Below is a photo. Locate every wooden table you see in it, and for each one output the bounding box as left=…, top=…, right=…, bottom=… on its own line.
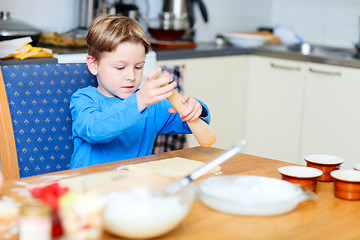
left=2, top=147, right=360, bottom=240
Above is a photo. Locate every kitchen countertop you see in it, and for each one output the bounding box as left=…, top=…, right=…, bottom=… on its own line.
left=2, top=42, right=360, bottom=68
left=38, top=42, right=252, bottom=60
left=153, top=43, right=360, bottom=69
left=153, top=42, right=252, bottom=60
left=254, top=44, right=360, bottom=68
left=43, top=42, right=253, bottom=60
left=1, top=57, right=58, bottom=65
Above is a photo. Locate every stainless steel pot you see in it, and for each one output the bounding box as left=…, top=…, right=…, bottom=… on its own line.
left=148, top=0, right=208, bottom=41
left=0, top=11, right=42, bottom=42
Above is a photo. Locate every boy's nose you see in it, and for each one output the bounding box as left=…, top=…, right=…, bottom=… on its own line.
left=126, top=70, right=135, bottom=81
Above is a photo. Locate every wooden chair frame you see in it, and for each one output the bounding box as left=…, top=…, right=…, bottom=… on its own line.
left=0, top=68, right=20, bottom=180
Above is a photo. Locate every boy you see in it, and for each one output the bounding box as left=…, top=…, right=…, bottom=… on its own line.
left=69, top=14, right=211, bottom=168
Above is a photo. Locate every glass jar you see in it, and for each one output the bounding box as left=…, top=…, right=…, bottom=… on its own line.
left=19, top=201, right=51, bottom=240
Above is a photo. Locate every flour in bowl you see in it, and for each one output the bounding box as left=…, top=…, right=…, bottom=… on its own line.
left=104, top=189, right=189, bottom=239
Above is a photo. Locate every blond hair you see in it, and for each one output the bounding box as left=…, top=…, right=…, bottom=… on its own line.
left=86, top=14, right=151, bottom=61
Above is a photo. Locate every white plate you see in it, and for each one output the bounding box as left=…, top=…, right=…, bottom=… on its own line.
left=223, top=32, right=267, bottom=48
left=197, top=175, right=314, bottom=216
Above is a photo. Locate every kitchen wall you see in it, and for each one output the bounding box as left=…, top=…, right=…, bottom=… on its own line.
left=1, top=0, right=359, bottom=48
left=187, top=0, right=272, bottom=42
left=0, top=0, right=79, bottom=33
left=272, top=0, right=360, bottom=48
left=0, top=0, right=272, bottom=41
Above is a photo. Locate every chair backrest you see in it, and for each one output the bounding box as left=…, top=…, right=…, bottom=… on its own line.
left=152, top=65, right=188, bottom=154
left=0, top=63, right=97, bottom=180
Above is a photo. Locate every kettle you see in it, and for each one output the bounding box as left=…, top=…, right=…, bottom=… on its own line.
left=158, top=0, right=208, bottom=41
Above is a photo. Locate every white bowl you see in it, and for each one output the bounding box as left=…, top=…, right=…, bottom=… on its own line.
left=197, top=175, right=315, bottom=216
left=223, top=32, right=267, bottom=48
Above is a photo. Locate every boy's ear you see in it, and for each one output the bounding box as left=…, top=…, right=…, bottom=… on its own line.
left=87, top=55, right=98, bottom=75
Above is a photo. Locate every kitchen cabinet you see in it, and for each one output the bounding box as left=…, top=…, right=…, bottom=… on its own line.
left=244, top=56, right=360, bottom=168
left=300, top=63, right=360, bottom=169
left=157, top=56, right=246, bottom=149
left=243, top=56, right=306, bottom=163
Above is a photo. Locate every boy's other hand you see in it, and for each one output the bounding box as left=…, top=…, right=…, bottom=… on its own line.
left=168, top=95, right=203, bottom=122
left=137, top=68, right=177, bottom=112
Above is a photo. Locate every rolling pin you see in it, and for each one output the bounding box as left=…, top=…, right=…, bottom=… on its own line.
left=157, top=74, right=217, bottom=147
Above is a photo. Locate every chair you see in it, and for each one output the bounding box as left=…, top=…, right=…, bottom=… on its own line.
left=0, top=63, right=97, bottom=180
left=152, top=65, right=188, bottom=154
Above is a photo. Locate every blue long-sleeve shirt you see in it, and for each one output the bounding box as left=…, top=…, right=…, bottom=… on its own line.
left=69, top=86, right=211, bottom=169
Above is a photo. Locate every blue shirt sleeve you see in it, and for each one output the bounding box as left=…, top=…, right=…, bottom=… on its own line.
left=70, top=88, right=146, bottom=143
left=157, top=98, right=211, bottom=135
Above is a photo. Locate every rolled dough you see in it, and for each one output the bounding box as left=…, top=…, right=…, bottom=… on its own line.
left=126, top=157, right=221, bottom=178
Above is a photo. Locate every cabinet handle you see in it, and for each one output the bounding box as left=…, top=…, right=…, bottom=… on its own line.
left=308, top=68, right=341, bottom=76
left=270, top=63, right=301, bottom=71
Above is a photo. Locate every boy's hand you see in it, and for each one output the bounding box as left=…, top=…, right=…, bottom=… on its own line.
left=137, top=68, right=177, bottom=112
left=168, top=95, right=203, bottom=122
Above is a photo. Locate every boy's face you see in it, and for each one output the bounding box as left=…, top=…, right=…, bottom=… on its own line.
left=87, top=42, right=146, bottom=99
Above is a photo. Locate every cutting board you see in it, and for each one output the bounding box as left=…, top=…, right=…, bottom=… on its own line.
left=239, top=31, right=281, bottom=45
left=151, top=40, right=197, bottom=49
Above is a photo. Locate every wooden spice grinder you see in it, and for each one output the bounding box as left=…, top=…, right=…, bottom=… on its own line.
left=156, top=73, right=217, bottom=147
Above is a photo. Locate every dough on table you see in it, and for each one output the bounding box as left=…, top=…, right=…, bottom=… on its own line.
left=126, top=157, right=221, bottom=178
left=31, top=171, right=129, bottom=193
left=30, top=158, right=221, bottom=192
left=57, top=171, right=130, bottom=192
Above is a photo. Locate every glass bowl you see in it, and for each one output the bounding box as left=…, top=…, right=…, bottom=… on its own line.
left=197, top=175, right=316, bottom=216
left=101, top=172, right=195, bottom=239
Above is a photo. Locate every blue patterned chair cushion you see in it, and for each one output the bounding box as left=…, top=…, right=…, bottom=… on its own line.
left=1, top=63, right=97, bottom=177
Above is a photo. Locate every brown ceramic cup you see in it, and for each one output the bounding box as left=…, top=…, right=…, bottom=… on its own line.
left=278, top=166, right=323, bottom=192
left=331, top=170, right=360, bottom=200
left=304, top=154, right=344, bottom=182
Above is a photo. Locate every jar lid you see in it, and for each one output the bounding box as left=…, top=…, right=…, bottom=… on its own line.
left=20, top=201, right=51, bottom=216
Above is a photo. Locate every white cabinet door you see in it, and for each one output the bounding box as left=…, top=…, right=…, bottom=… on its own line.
left=158, top=56, right=245, bottom=149
left=301, top=63, right=360, bottom=169
left=243, top=56, right=306, bottom=163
